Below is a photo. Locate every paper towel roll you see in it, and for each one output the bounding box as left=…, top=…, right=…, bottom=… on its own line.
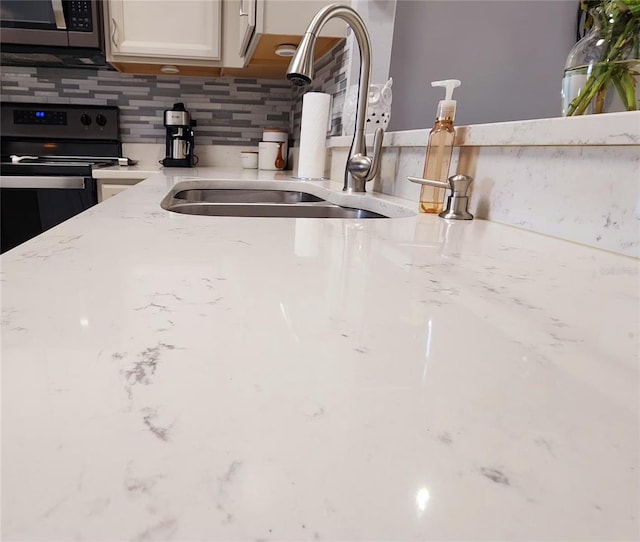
left=297, top=92, right=331, bottom=179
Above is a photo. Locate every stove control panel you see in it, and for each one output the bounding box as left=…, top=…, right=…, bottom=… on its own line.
left=15, top=110, right=68, bottom=126
left=1, top=103, right=119, bottom=141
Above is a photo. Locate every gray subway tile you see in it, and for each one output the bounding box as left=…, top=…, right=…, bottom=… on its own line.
left=0, top=41, right=350, bottom=146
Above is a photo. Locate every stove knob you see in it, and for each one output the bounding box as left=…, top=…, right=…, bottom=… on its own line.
left=80, top=113, right=92, bottom=126
left=96, top=114, right=107, bottom=127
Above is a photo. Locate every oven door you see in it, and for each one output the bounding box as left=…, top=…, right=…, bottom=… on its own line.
left=0, top=175, right=97, bottom=254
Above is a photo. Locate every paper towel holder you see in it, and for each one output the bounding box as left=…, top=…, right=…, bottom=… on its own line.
left=293, top=92, right=332, bottom=180
left=286, top=4, right=384, bottom=194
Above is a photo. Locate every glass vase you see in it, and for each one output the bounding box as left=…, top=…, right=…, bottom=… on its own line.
left=562, top=5, right=640, bottom=116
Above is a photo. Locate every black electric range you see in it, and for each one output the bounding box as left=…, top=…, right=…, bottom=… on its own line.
left=0, top=102, right=123, bottom=253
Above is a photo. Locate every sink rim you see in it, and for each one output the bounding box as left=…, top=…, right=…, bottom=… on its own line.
left=160, top=179, right=417, bottom=219
left=162, top=200, right=388, bottom=219
left=171, top=187, right=327, bottom=204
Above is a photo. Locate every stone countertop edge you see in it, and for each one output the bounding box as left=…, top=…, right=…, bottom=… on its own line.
left=328, top=111, right=640, bottom=148
left=92, top=165, right=160, bottom=180
left=1, top=166, right=638, bottom=541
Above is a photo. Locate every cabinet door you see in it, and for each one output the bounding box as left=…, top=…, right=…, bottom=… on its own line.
left=238, top=0, right=257, bottom=57
left=109, top=0, right=221, bottom=60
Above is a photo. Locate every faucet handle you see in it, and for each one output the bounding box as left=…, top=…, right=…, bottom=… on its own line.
left=366, top=127, right=384, bottom=181
left=346, top=127, right=385, bottom=190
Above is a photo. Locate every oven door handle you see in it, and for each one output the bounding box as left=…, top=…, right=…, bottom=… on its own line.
left=0, top=176, right=85, bottom=189
left=51, top=0, right=67, bottom=30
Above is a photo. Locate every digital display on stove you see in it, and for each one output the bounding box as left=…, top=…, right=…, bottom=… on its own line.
left=14, top=109, right=67, bottom=126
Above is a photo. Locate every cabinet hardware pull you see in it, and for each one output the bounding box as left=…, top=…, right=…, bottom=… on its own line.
left=51, top=0, right=67, bottom=29
left=111, top=18, right=119, bottom=48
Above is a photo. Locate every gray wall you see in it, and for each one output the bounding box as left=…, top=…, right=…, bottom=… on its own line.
left=388, top=0, right=577, bottom=129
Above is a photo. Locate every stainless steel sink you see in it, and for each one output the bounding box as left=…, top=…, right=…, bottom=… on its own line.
left=164, top=201, right=386, bottom=218
left=160, top=181, right=416, bottom=219
left=172, top=188, right=325, bottom=204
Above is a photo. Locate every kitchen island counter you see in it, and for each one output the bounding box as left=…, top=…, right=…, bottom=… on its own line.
left=1, top=167, right=638, bottom=541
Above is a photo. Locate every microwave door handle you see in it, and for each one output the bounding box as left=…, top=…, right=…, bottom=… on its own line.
left=51, top=0, right=67, bottom=30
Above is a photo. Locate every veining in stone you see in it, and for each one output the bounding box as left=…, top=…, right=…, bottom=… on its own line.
left=153, top=291, right=183, bottom=301
left=134, top=518, right=178, bottom=542
left=216, top=503, right=234, bottom=525
left=133, top=302, right=170, bottom=313
left=142, top=408, right=172, bottom=442
left=124, top=343, right=177, bottom=387
left=218, top=460, right=242, bottom=493
left=479, top=467, right=510, bottom=486
left=534, top=437, right=556, bottom=457
left=125, top=473, right=162, bottom=495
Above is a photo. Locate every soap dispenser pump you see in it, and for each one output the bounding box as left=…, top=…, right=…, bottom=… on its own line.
left=419, top=79, right=461, bottom=214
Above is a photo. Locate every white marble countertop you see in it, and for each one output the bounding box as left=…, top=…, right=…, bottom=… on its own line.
left=1, top=167, right=638, bottom=541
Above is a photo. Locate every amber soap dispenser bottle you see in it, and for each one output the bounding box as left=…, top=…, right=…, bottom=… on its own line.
left=420, top=79, right=461, bottom=214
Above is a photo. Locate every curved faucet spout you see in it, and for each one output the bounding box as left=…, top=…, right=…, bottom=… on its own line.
left=286, top=3, right=384, bottom=193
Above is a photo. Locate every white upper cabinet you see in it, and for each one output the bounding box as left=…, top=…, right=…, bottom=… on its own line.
left=240, top=0, right=348, bottom=61
left=108, top=0, right=221, bottom=61
left=103, top=0, right=346, bottom=76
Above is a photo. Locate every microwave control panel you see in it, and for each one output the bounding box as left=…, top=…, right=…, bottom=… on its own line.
left=65, top=1, right=93, bottom=32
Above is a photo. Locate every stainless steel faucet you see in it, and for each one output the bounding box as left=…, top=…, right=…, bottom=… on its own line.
left=287, top=3, right=384, bottom=193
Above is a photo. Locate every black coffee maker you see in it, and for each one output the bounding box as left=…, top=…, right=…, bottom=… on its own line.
left=162, top=103, right=196, bottom=167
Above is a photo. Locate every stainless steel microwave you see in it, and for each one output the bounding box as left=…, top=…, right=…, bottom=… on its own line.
left=1, top=0, right=108, bottom=67
left=1, top=0, right=102, bottom=49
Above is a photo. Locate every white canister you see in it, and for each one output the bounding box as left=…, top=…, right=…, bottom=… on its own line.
left=240, top=151, right=258, bottom=169
left=258, top=141, right=286, bottom=170
left=262, top=128, right=288, bottom=168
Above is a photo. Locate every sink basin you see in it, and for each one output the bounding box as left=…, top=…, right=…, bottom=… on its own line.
left=173, top=188, right=325, bottom=204
left=160, top=180, right=416, bottom=219
left=164, top=201, right=387, bottom=219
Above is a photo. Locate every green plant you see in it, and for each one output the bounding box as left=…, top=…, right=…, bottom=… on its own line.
left=566, top=0, right=640, bottom=115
